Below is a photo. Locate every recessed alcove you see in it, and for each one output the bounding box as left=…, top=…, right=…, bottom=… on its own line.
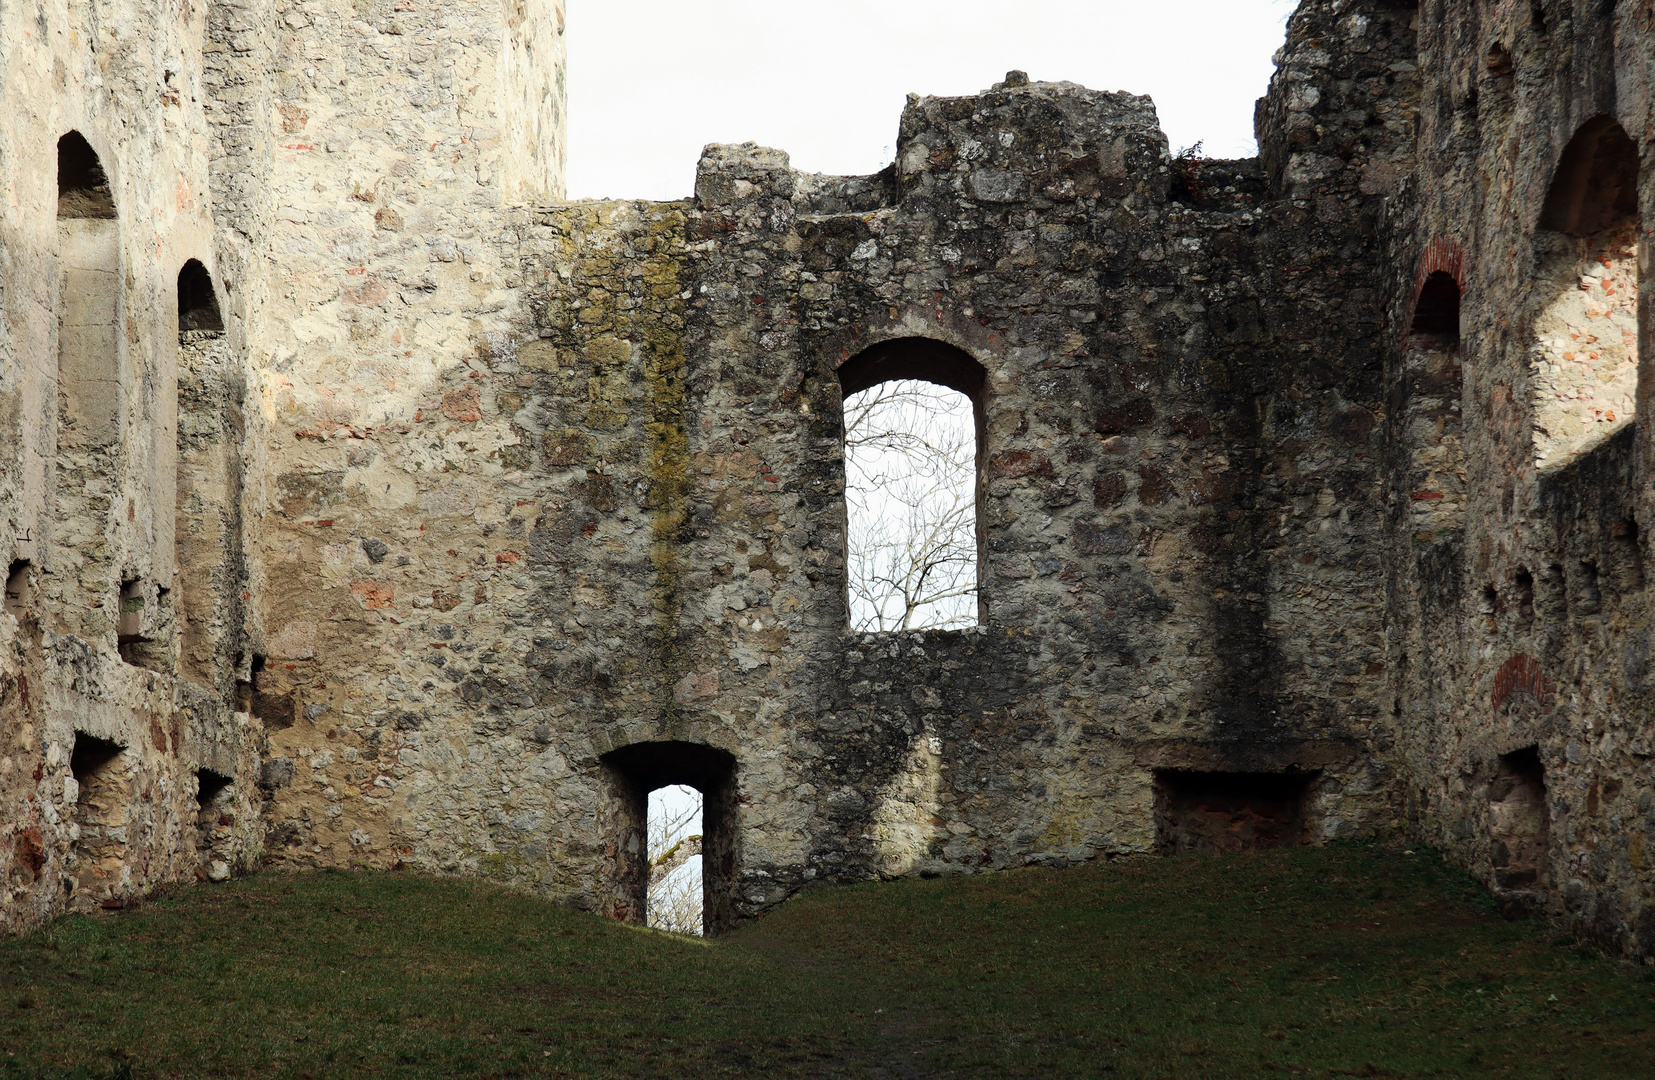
left=1488, top=747, right=1550, bottom=896
left=1153, top=770, right=1315, bottom=854
left=68, top=733, right=129, bottom=906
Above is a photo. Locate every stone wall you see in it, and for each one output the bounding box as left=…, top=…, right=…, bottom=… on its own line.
left=6, top=0, right=1655, bottom=957
left=1386, top=0, right=1655, bottom=955
left=252, top=5, right=1418, bottom=925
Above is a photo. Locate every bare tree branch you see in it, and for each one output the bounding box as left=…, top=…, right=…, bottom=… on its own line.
left=844, top=379, right=978, bottom=632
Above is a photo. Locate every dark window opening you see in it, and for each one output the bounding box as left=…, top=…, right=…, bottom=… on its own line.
left=69, top=733, right=129, bottom=907
left=1489, top=747, right=1550, bottom=896
left=177, top=259, right=224, bottom=335
left=248, top=652, right=295, bottom=729
left=1154, top=770, right=1315, bottom=854
left=838, top=338, right=987, bottom=632
left=57, top=132, right=115, bottom=219
left=1530, top=0, right=1548, bottom=33
left=1514, top=567, right=1535, bottom=624
left=1486, top=42, right=1515, bottom=77
left=1480, top=583, right=1500, bottom=615
left=4, top=560, right=32, bottom=621
left=600, top=741, right=737, bottom=935
left=1410, top=271, right=1461, bottom=343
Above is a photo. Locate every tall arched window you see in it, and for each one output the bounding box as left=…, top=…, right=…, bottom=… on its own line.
left=56, top=131, right=120, bottom=449
left=176, top=259, right=233, bottom=687
left=1530, top=116, right=1641, bottom=470
left=838, top=339, right=986, bottom=632
left=1401, top=269, right=1466, bottom=538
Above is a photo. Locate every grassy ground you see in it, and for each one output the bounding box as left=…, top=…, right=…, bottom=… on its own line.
left=0, top=844, right=1652, bottom=1079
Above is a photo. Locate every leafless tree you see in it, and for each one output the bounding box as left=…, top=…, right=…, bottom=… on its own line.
left=843, top=379, right=978, bottom=631
left=647, top=785, right=703, bottom=935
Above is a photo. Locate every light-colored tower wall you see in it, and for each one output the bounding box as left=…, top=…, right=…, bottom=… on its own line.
left=0, top=0, right=265, bottom=932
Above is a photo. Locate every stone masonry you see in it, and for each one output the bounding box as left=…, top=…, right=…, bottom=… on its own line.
left=2, top=0, right=1654, bottom=956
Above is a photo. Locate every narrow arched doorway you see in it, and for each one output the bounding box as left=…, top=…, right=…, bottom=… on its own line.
left=598, top=741, right=737, bottom=935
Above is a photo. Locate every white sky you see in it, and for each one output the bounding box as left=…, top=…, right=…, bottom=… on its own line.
left=566, top=0, right=1300, bottom=202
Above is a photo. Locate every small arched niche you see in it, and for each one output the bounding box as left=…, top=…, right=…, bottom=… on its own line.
left=837, top=338, right=987, bottom=632
left=1530, top=116, right=1641, bottom=471
left=1411, top=271, right=1462, bottom=344
left=599, top=741, right=738, bottom=935
left=177, top=259, right=224, bottom=336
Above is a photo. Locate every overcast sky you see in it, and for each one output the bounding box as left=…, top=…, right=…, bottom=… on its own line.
left=565, top=0, right=1300, bottom=202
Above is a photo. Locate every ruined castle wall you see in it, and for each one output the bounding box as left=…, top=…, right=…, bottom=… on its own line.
left=1388, top=0, right=1655, bottom=954
left=252, top=0, right=1421, bottom=926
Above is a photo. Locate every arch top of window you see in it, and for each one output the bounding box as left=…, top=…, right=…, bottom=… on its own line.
left=1538, top=115, right=1639, bottom=236
left=1410, top=271, right=1462, bottom=344
left=57, top=131, right=116, bottom=220
left=836, top=337, right=986, bottom=401
left=178, top=259, right=225, bottom=334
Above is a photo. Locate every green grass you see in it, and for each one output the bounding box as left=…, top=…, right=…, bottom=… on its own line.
left=1, top=844, right=1652, bottom=1078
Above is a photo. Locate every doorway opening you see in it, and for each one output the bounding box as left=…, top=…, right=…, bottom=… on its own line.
left=1489, top=746, right=1550, bottom=894
left=599, top=741, right=737, bottom=935
left=68, top=733, right=128, bottom=907
left=647, top=784, right=703, bottom=935
left=838, top=338, right=987, bottom=632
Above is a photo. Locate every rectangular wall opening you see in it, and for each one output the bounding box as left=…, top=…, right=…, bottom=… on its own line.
left=1489, top=746, right=1550, bottom=895
left=68, top=733, right=129, bottom=908
left=4, top=560, right=31, bottom=620
left=116, top=578, right=169, bottom=671
left=1154, top=770, right=1315, bottom=854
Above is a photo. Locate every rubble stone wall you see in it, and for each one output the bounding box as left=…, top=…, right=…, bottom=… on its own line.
left=1387, top=0, right=1655, bottom=957
left=5, top=0, right=1655, bottom=956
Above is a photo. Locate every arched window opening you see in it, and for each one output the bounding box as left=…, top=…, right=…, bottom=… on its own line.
left=1411, top=271, right=1462, bottom=343
left=599, top=741, right=737, bottom=935
left=839, top=339, right=986, bottom=632
left=1400, top=270, right=1466, bottom=541
left=57, top=132, right=115, bottom=219
left=56, top=131, right=122, bottom=468
left=177, top=259, right=224, bottom=335
left=1531, top=116, right=1641, bottom=471
left=647, top=784, right=703, bottom=935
